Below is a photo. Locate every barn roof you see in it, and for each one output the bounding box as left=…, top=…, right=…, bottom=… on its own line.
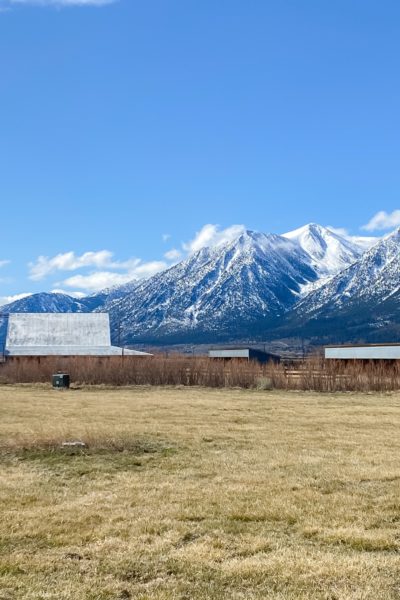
left=4, top=313, right=151, bottom=357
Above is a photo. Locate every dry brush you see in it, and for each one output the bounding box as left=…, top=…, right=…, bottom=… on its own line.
left=1, top=355, right=400, bottom=391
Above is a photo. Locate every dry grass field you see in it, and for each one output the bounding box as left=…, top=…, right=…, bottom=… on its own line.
left=0, top=385, right=400, bottom=599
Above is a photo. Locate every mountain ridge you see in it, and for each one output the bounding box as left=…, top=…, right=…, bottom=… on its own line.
left=275, top=227, right=400, bottom=342
left=1, top=223, right=391, bottom=345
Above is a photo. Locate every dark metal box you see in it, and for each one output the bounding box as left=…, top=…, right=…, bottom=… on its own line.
left=52, top=373, right=70, bottom=389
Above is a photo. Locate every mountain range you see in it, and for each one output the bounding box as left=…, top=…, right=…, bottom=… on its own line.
left=278, top=227, right=400, bottom=343
left=3, top=223, right=399, bottom=346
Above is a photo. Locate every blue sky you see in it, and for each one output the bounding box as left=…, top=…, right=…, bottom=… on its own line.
left=1, top=0, right=400, bottom=303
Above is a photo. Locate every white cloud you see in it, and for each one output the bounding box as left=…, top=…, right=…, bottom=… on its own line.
left=59, top=260, right=168, bottom=292
left=361, top=210, right=400, bottom=232
left=164, top=248, right=182, bottom=261
left=29, top=250, right=140, bottom=281
left=183, top=224, right=246, bottom=254
left=162, top=234, right=171, bottom=242
left=61, top=272, right=136, bottom=292
left=0, top=292, right=32, bottom=307
left=0, top=260, right=10, bottom=268
left=28, top=247, right=168, bottom=294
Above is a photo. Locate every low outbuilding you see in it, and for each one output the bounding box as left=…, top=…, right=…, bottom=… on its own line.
left=325, top=344, right=400, bottom=360
left=208, top=347, right=280, bottom=364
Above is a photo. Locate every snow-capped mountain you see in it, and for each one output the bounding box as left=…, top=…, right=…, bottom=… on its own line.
left=0, top=289, right=114, bottom=314
left=1, top=222, right=390, bottom=345
left=0, top=293, right=89, bottom=314
left=283, top=223, right=375, bottom=278
left=280, top=227, right=400, bottom=341
left=102, top=230, right=320, bottom=343
left=105, top=224, right=379, bottom=343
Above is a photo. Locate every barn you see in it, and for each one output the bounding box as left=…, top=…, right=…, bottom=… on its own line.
left=1, top=313, right=150, bottom=357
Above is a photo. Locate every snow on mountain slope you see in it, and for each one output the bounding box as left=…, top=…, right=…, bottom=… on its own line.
left=279, top=227, right=400, bottom=340
left=103, top=230, right=319, bottom=343
left=0, top=293, right=90, bottom=314
left=1, top=223, right=389, bottom=345
left=283, top=223, right=372, bottom=278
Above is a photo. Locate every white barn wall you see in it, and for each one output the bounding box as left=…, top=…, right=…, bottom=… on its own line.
left=5, top=313, right=150, bottom=357
left=7, top=313, right=110, bottom=348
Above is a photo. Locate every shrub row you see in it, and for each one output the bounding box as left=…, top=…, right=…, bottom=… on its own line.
left=1, top=355, right=400, bottom=392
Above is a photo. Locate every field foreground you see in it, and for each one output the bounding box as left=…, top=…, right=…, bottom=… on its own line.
left=0, top=385, right=400, bottom=599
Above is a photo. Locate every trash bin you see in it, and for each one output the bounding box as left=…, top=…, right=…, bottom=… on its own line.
left=52, top=373, right=70, bottom=389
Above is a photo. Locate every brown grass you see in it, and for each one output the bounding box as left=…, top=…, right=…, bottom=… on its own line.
left=2, top=355, right=400, bottom=392
left=0, top=384, right=400, bottom=599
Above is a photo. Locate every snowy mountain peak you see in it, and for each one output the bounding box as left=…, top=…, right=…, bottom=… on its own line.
left=283, top=225, right=400, bottom=341
left=1, top=222, right=391, bottom=345
left=224, top=229, right=297, bottom=255
left=361, top=226, right=400, bottom=271
left=283, top=223, right=367, bottom=278
left=95, top=227, right=320, bottom=343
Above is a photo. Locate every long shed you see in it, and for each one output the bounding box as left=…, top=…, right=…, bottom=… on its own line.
left=325, top=344, right=400, bottom=360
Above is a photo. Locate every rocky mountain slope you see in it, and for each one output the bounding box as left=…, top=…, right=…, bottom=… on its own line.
left=278, top=228, right=400, bottom=342
left=0, top=293, right=90, bottom=314
left=102, top=230, right=320, bottom=343
left=0, top=223, right=387, bottom=344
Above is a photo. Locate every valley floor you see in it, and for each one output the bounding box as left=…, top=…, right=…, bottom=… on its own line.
left=0, top=385, right=399, bottom=599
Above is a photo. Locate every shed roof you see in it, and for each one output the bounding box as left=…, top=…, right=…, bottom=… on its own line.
left=325, top=345, right=400, bottom=360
